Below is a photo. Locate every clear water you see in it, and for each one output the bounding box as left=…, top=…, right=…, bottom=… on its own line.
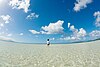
left=0, top=40, right=100, bottom=67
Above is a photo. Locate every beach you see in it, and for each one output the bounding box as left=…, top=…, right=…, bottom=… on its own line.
left=0, top=40, right=100, bottom=67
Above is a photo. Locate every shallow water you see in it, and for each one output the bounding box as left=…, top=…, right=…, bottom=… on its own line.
left=0, top=40, right=100, bottom=67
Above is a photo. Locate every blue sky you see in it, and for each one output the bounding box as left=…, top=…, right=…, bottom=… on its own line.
left=0, top=0, right=100, bottom=43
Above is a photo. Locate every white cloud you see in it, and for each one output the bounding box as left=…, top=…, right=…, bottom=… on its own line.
left=29, top=20, right=64, bottom=34
left=94, top=11, right=100, bottom=27
left=89, top=30, right=100, bottom=38
left=1, top=15, right=11, bottom=24
left=0, top=32, right=12, bottom=37
left=9, top=0, right=30, bottom=13
left=0, top=23, right=4, bottom=27
left=77, top=28, right=87, bottom=38
left=73, top=0, right=92, bottom=12
left=7, top=33, right=12, bottom=36
left=0, top=36, right=14, bottom=42
left=29, top=30, right=40, bottom=34
left=19, top=33, right=23, bottom=35
left=70, top=25, right=78, bottom=35
left=26, top=13, right=39, bottom=19
left=0, top=15, right=11, bottom=28
left=40, top=31, right=47, bottom=34
left=61, top=23, right=87, bottom=41
left=41, top=20, right=64, bottom=34
left=60, top=36, right=77, bottom=41
left=50, top=38, right=55, bottom=40
left=68, top=23, right=70, bottom=28
left=69, top=23, right=87, bottom=38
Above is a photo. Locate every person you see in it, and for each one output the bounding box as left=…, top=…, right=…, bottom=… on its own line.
left=47, top=39, right=50, bottom=46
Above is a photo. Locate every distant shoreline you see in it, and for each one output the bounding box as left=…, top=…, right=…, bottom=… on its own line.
left=0, top=38, right=100, bottom=45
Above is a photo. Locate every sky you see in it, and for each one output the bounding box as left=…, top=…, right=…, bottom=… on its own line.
left=0, top=0, right=100, bottom=43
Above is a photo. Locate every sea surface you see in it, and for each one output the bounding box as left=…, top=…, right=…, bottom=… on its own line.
left=0, top=40, right=100, bottom=67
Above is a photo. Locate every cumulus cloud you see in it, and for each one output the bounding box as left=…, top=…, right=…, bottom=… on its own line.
left=70, top=25, right=78, bottom=35
left=61, top=23, right=87, bottom=41
left=94, top=11, right=100, bottom=27
left=1, top=15, right=11, bottom=24
left=77, top=28, right=87, bottom=38
left=69, top=23, right=87, bottom=38
left=26, top=13, right=39, bottom=19
left=9, top=0, right=30, bottom=13
left=29, top=20, right=64, bottom=34
left=40, top=31, right=47, bottom=34
left=73, top=0, right=92, bottom=12
left=29, top=30, right=40, bottom=34
left=41, top=20, right=64, bottom=34
left=89, top=30, right=100, bottom=38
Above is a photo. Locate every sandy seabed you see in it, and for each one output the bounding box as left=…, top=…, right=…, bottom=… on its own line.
left=0, top=40, right=100, bottom=67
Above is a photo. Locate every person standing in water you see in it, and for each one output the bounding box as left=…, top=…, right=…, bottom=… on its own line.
left=47, top=39, right=50, bottom=46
